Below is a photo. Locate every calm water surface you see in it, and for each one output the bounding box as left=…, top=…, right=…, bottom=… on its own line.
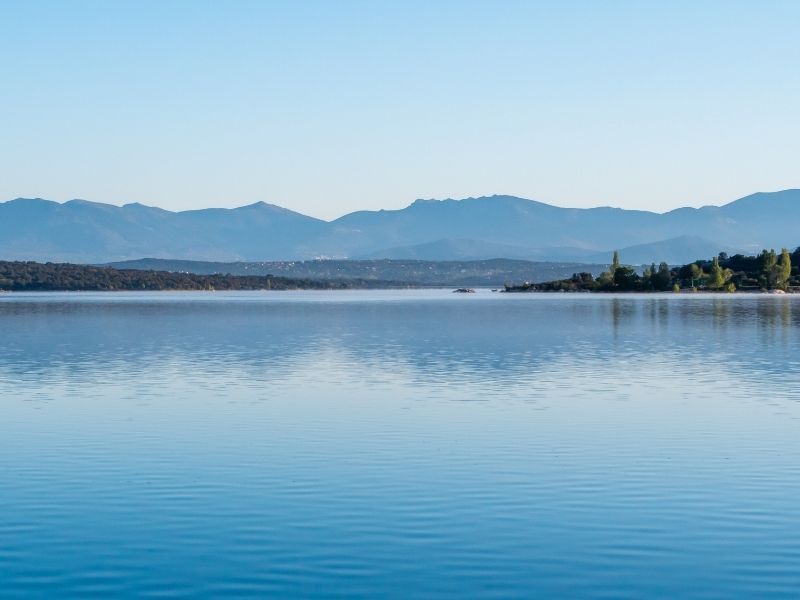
left=1, top=290, right=800, bottom=598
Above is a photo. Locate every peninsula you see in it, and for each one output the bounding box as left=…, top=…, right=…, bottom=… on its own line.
left=504, top=249, right=799, bottom=293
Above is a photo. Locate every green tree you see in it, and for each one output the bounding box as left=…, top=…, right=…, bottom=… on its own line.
left=613, top=265, right=639, bottom=290
left=709, top=256, right=725, bottom=290
left=647, top=261, right=672, bottom=291
left=641, top=263, right=656, bottom=289
left=690, top=263, right=704, bottom=289
left=597, top=251, right=621, bottom=290
left=760, top=249, right=778, bottom=289
left=656, top=262, right=672, bottom=290
left=777, top=248, right=792, bottom=290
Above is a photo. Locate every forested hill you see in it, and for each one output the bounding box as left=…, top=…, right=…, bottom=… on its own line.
left=0, top=261, right=405, bottom=292
left=106, top=258, right=607, bottom=286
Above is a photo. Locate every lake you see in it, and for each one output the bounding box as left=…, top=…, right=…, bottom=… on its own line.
left=1, top=290, right=799, bottom=598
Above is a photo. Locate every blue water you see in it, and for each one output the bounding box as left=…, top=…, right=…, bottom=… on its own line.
left=2, top=290, right=800, bottom=598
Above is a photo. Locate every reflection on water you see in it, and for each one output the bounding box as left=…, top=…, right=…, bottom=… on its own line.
left=1, top=291, right=799, bottom=598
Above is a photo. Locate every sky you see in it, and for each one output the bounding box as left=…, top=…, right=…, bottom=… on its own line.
left=1, top=0, right=799, bottom=220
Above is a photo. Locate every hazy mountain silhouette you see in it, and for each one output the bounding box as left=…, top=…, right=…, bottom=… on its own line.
left=356, top=238, right=538, bottom=261
left=0, top=198, right=325, bottom=262
left=1, top=190, right=798, bottom=263
left=582, top=236, right=742, bottom=265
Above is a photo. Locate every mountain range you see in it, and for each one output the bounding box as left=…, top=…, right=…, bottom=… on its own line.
left=2, top=190, right=799, bottom=264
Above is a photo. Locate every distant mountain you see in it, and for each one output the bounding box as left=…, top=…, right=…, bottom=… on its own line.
left=583, top=236, right=743, bottom=265
left=1, top=190, right=798, bottom=263
left=0, top=198, right=324, bottom=263
left=356, top=238, right=537, bottom=261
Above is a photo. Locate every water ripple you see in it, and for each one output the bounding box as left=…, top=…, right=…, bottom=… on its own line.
left=1, top=291, right=799, bottom=598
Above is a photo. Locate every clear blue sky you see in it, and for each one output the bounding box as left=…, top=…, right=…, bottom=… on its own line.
left=2, top=0, right=799, bottom=219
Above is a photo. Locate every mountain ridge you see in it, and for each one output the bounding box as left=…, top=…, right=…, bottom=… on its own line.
left=2, top=189, right=798, bottom=263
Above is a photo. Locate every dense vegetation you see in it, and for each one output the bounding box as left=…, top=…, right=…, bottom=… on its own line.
left=505, top=248, right=800, bottom=293
left=0, top=261, right=405, bottom=291
left=3, top=249, right=798, bottom=293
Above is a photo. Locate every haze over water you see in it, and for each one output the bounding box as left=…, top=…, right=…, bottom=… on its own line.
left=2, top=290, right=800, bottom=598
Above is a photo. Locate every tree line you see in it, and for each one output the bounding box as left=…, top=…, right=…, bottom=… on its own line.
left=0, top=261, right=405, bottom=291
left=505, top=247, right=799, bottom=293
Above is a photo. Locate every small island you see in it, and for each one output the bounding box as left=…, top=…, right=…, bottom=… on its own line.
left=504, top=248, right=799, bottom=293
